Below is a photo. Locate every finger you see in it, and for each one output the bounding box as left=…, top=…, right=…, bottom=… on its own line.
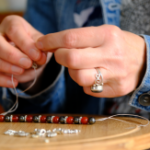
left=0, top=59, right=24, bottom=75
left=83, top=85, right=116, bottom=98
left=68, top=68, right=109, bottom=87
left=30, top=29, right=44, bottom=42
left=13, top=63, right=45, bottom=83
left=54, top=47, right=104, bottom=69
left=36, top=26, right=106, bottom=51
left=36, top=52, right=47, bottom=65
left=8, top=40, right=47, bottom=66
left=13, top=68, right=35, bottom=83
left=0, top=73, right=18, bottom=88
left=69, top=68, right=117, bottom=98
left=4, top=22, right=43, bottom=62
left=0, top=35, right=32, bottom=69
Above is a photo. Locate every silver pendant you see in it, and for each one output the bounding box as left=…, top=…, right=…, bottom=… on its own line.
left=91, top=68, right=103, bottom=93
left=91, top=83, right=103, bottom=93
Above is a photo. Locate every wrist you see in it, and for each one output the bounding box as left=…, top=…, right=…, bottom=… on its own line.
left=123, top=31, right=146, bottom=87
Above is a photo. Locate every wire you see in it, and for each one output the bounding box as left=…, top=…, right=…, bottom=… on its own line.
left=0, top=67, right=37, bottom=115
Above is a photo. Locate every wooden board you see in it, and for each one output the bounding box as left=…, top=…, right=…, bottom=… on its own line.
left=0, top=116, right=150, bottom=150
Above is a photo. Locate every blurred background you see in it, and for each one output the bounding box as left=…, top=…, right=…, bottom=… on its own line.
left=0, top=0, right=27, bottom=23
left=0, top=0, right=27, bottom=112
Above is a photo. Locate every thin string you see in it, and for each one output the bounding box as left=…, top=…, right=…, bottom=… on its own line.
left=96, top=114, right=149, bottom=128
left=0, top=67, right=37, bottom=116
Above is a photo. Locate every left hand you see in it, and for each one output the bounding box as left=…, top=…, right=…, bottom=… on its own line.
left=36, top=25, right=146, bottom=98
left=0, top=15, right=52, bottom=87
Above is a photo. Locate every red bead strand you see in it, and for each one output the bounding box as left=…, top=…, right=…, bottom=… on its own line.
left=0, top=115, right=95, bottom=124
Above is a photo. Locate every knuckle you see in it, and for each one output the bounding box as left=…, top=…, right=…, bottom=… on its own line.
left=76, top=74, right=86, bottom=86
left=63, top=31, right=77, bottom=48
left=3, top=15, right=18, bottom=22
left=2, top=15, right=21, bottom=26
left=7, top=50, right=15, bottom=61
left=70, top=71, right=85, bottom=86
left=0, top=74, right=6, bottom=87
left=66, top=50, right=79, bottom=68
left=2, top=16, right=13, bottom=25
left=106, top=25, right=121, bottom=40
left=19, top=39, right=28, bottom=50
left=7, top=23, right=18, bottom=36
left=76, top=76, right=84, bottom=86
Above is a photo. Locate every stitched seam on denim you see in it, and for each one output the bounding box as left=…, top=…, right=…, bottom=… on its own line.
left=99, top=0, right=108, bottom=24
left=100, top=0, right=121, bottom=25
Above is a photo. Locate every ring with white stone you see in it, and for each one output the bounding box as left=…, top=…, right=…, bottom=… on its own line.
left=91, top=68, right=103, bottom=93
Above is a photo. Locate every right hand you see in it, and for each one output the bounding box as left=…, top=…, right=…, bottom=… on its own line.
left=0, top=15, right=48, bottom=88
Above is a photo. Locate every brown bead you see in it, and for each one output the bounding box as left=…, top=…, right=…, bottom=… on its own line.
left=4, top=116, right=10, bottom=122
left=74, top=117, right=79, bottom=124
left=33, top=116, right=39, bottom=122
left=59, top=116, right=65, bottom=124
left=19, top=116, right=25, bottom=122
left=89, top=117, right=96, bottom=124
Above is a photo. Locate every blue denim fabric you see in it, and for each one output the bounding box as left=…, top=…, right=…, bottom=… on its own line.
left=129, top=35, right=150, bottom=112
left=0, top=0, right=150, bottom=114
left=99, top=0, right=121, bottom=26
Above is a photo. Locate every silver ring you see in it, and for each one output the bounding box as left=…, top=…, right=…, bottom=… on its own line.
left=91, top=68, right=103, bottom=93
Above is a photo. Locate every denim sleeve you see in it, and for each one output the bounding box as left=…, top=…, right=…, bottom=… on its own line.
left=24, top=0, right=58, bottom=34
left=129, top=35, right=150, bottom=111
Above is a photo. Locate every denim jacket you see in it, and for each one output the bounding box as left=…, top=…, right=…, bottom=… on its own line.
left=1, top=0, right=150, bottom=115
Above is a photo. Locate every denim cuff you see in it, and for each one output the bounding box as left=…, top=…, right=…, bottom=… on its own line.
left=129, top=35, right=150, bottom=111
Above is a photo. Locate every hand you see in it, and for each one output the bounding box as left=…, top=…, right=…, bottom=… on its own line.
left=36, top=25, right=146, bottom=98
left=0, top=15, right=51, bottom=88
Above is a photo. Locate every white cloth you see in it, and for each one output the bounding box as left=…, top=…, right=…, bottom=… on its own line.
left=74, top=7, right=94, bottom=27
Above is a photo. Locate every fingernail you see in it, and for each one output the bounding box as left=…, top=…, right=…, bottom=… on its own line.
left=29, top=49, right=40, bottom=60
left=19, top=58, right=32, bottom=68
left=37, top=41, right=43, bottom=49
left=11, top=66, right=23, bottom=74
